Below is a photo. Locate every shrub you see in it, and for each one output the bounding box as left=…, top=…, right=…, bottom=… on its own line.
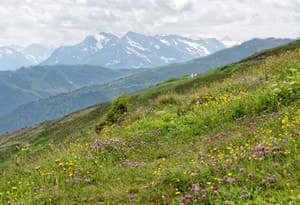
left=95, top=95, right=128, bottom=133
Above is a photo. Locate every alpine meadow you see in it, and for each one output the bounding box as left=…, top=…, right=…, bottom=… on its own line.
left=1, top=1, right=300, bottom=204
left=0, top=40, right=299, bottom=204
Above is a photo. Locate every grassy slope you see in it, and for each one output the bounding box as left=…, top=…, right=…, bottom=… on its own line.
left=0, top=41, right=299, bottom=204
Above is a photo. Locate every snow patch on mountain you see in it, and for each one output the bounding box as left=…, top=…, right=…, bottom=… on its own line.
left=160, top=56, right=175, bottom=63
left=41, top=32, right=226, bottom=69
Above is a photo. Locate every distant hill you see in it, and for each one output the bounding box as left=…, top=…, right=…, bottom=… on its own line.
left=41, top=32, right=226, bottom=69
left=0, top=37, right=292, bottom=134
left=0, top=45, right=54, bottom=71
left=0, top=65, right=141, bottom=118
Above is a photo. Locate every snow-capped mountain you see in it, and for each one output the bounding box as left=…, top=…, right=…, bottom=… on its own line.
left=0, top=45, right=54, bottom=71
left=42, top=32, right=226, bottom=69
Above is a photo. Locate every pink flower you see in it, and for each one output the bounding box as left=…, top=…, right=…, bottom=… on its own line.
left=257, top=144, right=265, bottom=151
left=213, top=185, right=219, bottom=192
left=128, top=194, right=137, bottom=200
left=184, top=194, right=192, bottom=201
left=247, top=172, right=253, bottom=179
left=190, top=172, right=196, bottom=177
left=191, top=183, right=200, bottom=194
left=201, top=194, right=207, bottom=200
left=240, top=168, right=245, bottom=173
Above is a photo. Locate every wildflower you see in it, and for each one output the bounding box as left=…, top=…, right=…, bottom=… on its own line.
left=224, top=176, right=235, bottom=183
left=226, top=177, right=235, bottom=183
left=191, top=183, right=200, bottom=194
left=184, top=194, right=192, bottom=201
left=128, top=194, right=137, bottom=200
left=224, top=200, right=230, bottom=205
left=180, top=194, right=192, bottom=204
left=247, top=172, right=253, bottom=179
left=239, top=168, right=245, bottom=173
left=261, top=179, right=268, bottom=184
left=91, top=140, right=103, bottom=149
left=201, top=194, right=207, bottom=200
left=274, top=163, right=280, bottom=168
left=267, top=175, right=276, bottom=183
left=257, top=144, right=265, bottom=151
left=213, top=185, right=219, bottom=192
left=190, top=172, right=196, bottom=177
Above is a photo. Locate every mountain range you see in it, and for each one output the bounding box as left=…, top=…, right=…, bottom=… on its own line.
left=0, top=44, right=54, bottom=71
left=41, top=32, right=226, bottom=69
left=0, top=37, right=292, bottom=134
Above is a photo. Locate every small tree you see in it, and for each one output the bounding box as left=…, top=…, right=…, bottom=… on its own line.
left=95, top=95, right=128, bottom=133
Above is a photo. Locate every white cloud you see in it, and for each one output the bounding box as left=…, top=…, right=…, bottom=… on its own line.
left=0, top=0, right=299, bottom=46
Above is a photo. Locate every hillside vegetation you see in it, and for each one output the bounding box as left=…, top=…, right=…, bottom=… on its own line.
left=0, top=41, right=299, bottom=204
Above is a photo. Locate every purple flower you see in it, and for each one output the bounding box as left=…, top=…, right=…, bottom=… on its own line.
left=224, top=175, right=235, bottom=183
left=267, top=175, right=276, bottom=183
left=191, top=183, right=200, bottom=194
left=274, top=163, right=280, bottom=168
left=184, top=194, right=192, bottom=201
left=201, top=194, right=207, bottom=200
left=247, top=172, right=253, bottom=179
left=91, top=140, right=103, bottom=149
left=180, top=194, right=192, bottom=203
left=128, top=194, right=137, bottom=200
left=257, top=144, right=265, bottom=151
left=213, top=185, right=219, bottom=192
left=240, top=168, right=245, bottom=173
left=226, top=177, right=235, bottom=183
left=190, top=172, right=196, bottom=177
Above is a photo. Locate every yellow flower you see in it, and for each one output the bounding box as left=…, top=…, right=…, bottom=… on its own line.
left=175, top=191, right=181, bottom=195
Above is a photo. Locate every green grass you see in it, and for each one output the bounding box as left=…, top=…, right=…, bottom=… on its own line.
left=0, top=41, right=299, bottom=204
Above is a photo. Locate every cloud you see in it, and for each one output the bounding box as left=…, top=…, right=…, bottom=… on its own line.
left=0, top=0, right=299, bottom=46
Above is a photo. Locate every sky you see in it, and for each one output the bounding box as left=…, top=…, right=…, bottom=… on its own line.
left=0, top=0, right=299, bottom=46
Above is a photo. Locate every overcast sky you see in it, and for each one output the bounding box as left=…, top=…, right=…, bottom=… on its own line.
left=0, top=0, right=299, bottom=46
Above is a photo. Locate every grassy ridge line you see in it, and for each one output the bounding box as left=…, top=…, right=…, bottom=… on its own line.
left=130, top=40, right=300, bottom=105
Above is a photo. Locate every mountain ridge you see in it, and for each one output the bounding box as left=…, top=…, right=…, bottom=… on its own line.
left=41, top=32, right=226, bottom=69
left=0, top=45, right=54, bottom=71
